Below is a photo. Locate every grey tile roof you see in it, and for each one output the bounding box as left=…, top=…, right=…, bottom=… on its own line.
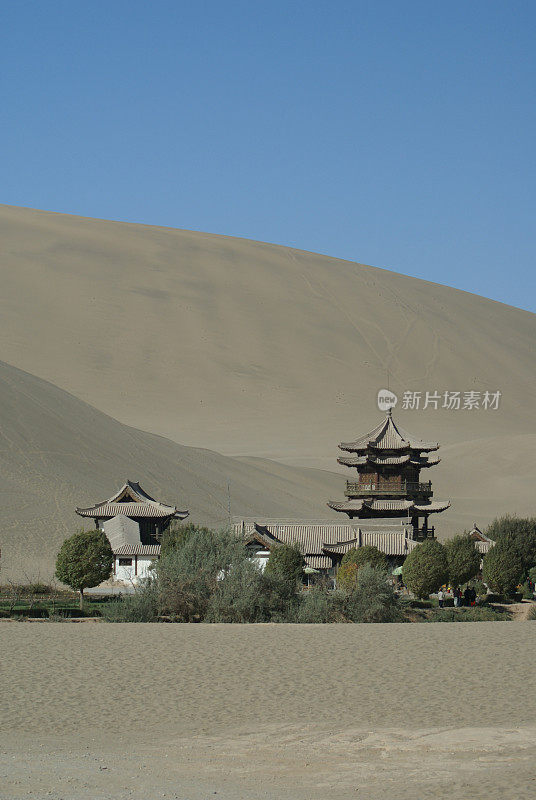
left=338, top=453, right=440, bottom=468
left=339, top=410, right=439, bottom=453
left=76, top=480, right=188, bottom=520
left=235, top=519, right=417, bottom=560
left=327, top=499, right=450, bottom=514
left=114, top=544, right=161, bottom=556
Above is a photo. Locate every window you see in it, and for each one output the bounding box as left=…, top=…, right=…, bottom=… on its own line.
left=118, top=558, right=132, bottom=567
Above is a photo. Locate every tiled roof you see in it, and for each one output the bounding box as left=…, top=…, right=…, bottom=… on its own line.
left=338, top=453, right=441, bottom=468
left=327, top=498, right=450, bottom=514
left=234, top=519, right=417, bottom=560
left=76, top=480, right=188, bottom=520
left=78, top=502, right=181, bottom=518
left=114, top=544, right=161, bottom=556
left=413, top=501, right=451, bottom=513
left=339, top=410, right=439, bottom=453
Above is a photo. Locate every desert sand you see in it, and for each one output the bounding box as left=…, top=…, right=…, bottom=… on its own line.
left=1, top=204, right=535, bottom=580
left=2, top=621, right=536, bottom=799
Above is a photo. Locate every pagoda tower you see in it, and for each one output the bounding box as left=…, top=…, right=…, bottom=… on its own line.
left=327, top=409, right=450, bottom=540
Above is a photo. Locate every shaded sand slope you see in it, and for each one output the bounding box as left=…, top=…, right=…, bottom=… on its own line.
left=0, top=361, right=340, bottom=581
left=2, top=622, right=536, bottom=799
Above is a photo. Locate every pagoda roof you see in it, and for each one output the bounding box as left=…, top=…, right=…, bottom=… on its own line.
left=337, top=453, right=440, bottom=468
left=339, top=410, right=439, bottom=453
left=76, top=480, right=189, bottom=520
left=327, top=498, right=450, bottom=514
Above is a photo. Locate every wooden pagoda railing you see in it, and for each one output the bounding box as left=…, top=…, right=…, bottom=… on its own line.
left=345, top=480, right=433, bottom=497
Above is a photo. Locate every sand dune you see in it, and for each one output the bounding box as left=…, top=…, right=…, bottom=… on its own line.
left=2, top=621, right=536, bottom=799
left=0, top=360, right=340, bottom=581
left=1, top=204, right=535, bottom=573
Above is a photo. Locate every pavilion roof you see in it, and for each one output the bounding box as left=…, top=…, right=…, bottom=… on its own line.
left=339, top=410, right=439, bottom=454
left=327, top=498, right=450, bottom=514
left=337, top=453, right=440, bottom=468
left=76, top=480, right=189, bottom=520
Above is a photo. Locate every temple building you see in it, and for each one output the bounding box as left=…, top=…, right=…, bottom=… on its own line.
left=76, top=480, right=188, bottom=583
left=328, top=409, right=450, bottom=540
left=234, top=410, right=451, bottom=578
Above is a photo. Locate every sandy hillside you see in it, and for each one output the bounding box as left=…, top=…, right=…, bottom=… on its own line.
left=1, top=203, right=535, bottom=554
left=0, top=360, right=341, bottom=581
left=2, top=621, right=536, bottom=800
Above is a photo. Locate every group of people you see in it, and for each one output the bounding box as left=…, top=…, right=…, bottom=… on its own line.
left=437, top=586, right=477, bottom=608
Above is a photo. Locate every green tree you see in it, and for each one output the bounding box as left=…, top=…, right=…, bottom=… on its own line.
left=402, top=539, right=448, bottom=599
left=336, top=560, right=359, bottom=594
left=160, top=522, right=211, bottom=557
left=337, top=546, right=388, bottom=594
left=445, top=534, right=481, bottom=587
left=264, top=542, right=305, bottom=586
left=482, top=538, right=524, bottom=594
left=485, top=516, right=536, bottom=572
left=341, top=545, right=388, bottom=570
left=55, top=530, right=113, bottom=609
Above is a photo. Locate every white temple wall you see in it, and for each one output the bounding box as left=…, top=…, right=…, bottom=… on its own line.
left=114, top=556, right=156, bottom=584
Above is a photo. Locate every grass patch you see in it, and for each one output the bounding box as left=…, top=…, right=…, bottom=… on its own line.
left=0, top=598, right=113, bottom=618
left=427, top=606, right=512, bottom=622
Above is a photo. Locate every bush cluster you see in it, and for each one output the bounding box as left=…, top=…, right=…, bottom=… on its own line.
left=103, top=528, right=403, bottom=624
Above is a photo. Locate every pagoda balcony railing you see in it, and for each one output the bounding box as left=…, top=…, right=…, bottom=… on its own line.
left=345, top=480, right=433, bottom=497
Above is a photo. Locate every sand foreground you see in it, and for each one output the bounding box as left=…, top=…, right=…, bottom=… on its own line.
left=2, top=622, right=536, bottom=799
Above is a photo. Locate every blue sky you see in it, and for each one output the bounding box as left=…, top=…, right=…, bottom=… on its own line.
left=3, top=1, right=535, bottom=311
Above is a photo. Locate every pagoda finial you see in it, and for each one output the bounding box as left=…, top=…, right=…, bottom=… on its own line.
left=386, top=407, right=392, bottom=417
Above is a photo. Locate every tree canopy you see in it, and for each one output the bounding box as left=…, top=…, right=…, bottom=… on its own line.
left=485, top=516, right=536, bottom=573
left=55, top=529, right=113, bottom=608
left=337, top=545, right=388, bottom=593
left=402, top=539, right=448, bottom=599
left=159, top=522, right=212, bottom=557
left=264, top=542, right=305, bottom=585
left=445, top=534, right=481, bottom=587
left=482, top=537, right=524, bottom=594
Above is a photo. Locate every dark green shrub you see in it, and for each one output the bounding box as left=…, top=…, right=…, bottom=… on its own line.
left=160, top=523, right=211, bottom=557
left=341, top=545, right=388, bottom=570
left=292, top=588, right=347, bottom=623
left=482, top=538, right=524, bottom=594
left=55, top=530, right=113, bottom=608
left=522, top=581, right=534, bottom=600
left=264, top=543, right=305, bottom=587
left=336, top=560, right=359, bottom=594
left=344, top=565, right=403, bottom=623
left=337, top=546, right=388, bottom=594
left=445, top=534, right=480, bottom=587
left=402, top=540, right=448, bottom=599
left=101, top=586, right=158, bottom=622
left=205, top=560, right=293, bottom=623
left=154, top=527, right=250, bottom=621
